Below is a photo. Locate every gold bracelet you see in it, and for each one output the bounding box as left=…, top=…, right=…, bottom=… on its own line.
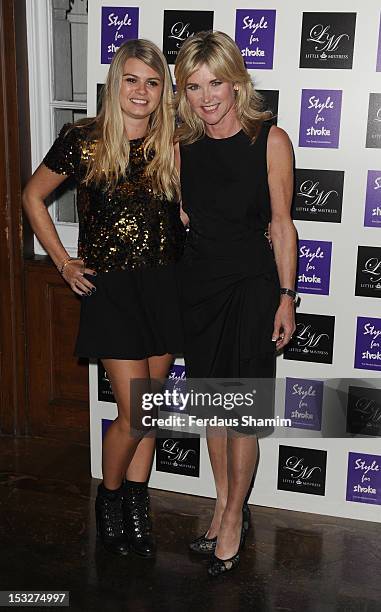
left=59, top=256, right=80, bottom=276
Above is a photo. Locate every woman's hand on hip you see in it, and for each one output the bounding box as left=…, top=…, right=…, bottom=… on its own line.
left=62, top=259, right=97, bottom=296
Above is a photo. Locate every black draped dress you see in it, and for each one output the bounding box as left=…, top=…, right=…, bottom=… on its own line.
left=178, top=123, right=280, bottom=381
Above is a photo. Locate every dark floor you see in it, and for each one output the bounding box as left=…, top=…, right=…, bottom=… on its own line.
left=0, top=437, right=380, bottom=612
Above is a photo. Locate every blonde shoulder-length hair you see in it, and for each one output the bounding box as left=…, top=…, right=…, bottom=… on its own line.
left=174, top=31, right=272, bottom=144
left=73, top=39, right=178, bottom=200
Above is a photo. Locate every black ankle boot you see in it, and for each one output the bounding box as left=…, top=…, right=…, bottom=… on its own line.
left=123, top=481, right=156, bottom=558
left=95, top=483, right=129, bottom=556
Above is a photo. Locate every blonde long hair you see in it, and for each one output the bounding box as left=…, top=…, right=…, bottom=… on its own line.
left=76, top=39, right=178, bottom=200
left=174, top=31, right=272, bottom=144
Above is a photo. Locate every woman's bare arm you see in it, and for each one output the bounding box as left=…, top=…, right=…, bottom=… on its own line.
left=266, top=125, right=297, bottom=350
left=174, top=142, right=189, bottom=227
left=23, top=164, right=96, bottom=295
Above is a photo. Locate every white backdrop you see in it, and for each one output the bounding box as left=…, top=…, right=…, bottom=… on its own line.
left=87, top=0, right=381, bottom=523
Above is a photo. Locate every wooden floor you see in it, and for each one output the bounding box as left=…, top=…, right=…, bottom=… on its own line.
left=0, top=436, right=380, bottom=611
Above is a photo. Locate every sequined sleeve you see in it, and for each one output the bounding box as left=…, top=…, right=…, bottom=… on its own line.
left=43, top=123, right=81, bottom=178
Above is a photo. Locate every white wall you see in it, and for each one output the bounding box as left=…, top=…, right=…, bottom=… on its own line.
left=87, top=0, right=381, bottom=523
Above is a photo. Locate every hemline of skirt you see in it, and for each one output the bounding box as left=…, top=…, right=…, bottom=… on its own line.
left=74, top=347, right=184, bottom=361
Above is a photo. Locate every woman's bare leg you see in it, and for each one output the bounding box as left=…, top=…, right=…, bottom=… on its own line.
left=204, top=426, right=228, bottom=538
left=126, top=353, right=174, bottom=481
left=100, top=354, right=173, bottom=557
left=215, top=433, right=258, bottom=559
left=101, top=358, right=150, bottom=489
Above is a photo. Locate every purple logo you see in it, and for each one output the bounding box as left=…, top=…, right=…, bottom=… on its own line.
left=102, top=418, right=113, bottom=439
left=163, top=364, right=188, bottom=413
left=284, top=378, right=323, bottom=430
left=297, top=239, right=332, bottom=295
left=377, top=14, right=381, bottom=72
left=346, top=452, right=381, bottom=505
left=364, top=170, right=381, bottom=227
left=366, top=93, right=381, bottom=148
left=101, top=7, right=139, bottom=64
left=299, top=89, right=342, bottom=148
left=354, top=317, right=381, bottom=371
left=235, top=10, right=276, bottom=69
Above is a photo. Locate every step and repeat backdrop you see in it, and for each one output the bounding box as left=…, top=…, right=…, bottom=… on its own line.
left=87, top=0, right=381, bottom=522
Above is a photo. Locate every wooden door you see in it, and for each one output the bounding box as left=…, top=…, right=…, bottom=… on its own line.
left=24, top=258, right=89, bottom=442
left=0, top=0, right=89, bottom=441
left=0, top=0, right=29, bottom=435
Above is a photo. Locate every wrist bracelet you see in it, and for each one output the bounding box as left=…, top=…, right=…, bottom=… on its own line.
left=280, top=287, right=298, bottom=303
left=59, top=256, right=80, bottom=276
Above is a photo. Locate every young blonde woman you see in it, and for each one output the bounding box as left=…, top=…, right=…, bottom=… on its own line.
left=23, top=40, right=185, bottom=557
left=174, top=31, right=297, bottom=576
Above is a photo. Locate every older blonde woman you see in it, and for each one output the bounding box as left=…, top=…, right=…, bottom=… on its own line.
left=23, top=40, right=185, bottom=558
left=174, top=31, right=297, bottom=576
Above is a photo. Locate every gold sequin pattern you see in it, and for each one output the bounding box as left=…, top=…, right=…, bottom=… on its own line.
left=43, top=124, right=185, bottom=272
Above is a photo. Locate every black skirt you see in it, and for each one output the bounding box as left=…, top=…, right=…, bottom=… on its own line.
left=177, top=257, right=279, bottom=378
left=177, top=257, right=279, bottom=435
left=74, top=263, right=184, bottom=360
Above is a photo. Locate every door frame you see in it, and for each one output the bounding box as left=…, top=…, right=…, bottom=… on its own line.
left=0, top=0, right=31, bottom=435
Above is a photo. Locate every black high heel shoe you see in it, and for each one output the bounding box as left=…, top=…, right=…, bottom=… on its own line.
left=189, top=501, right=251, bottom=555
left=189, top=531, right=217, bottom=554
left=207, top=511, right=247, bottom=577
left=242, top=501, right=251, bottom=533
left=95, top=484, right=129, bottom=556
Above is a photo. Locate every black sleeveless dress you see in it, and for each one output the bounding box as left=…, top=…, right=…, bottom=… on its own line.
left=178, top=123, right=280, bottom=379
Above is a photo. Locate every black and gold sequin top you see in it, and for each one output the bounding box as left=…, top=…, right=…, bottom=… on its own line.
left=43, top=123, right=185, bottom=273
